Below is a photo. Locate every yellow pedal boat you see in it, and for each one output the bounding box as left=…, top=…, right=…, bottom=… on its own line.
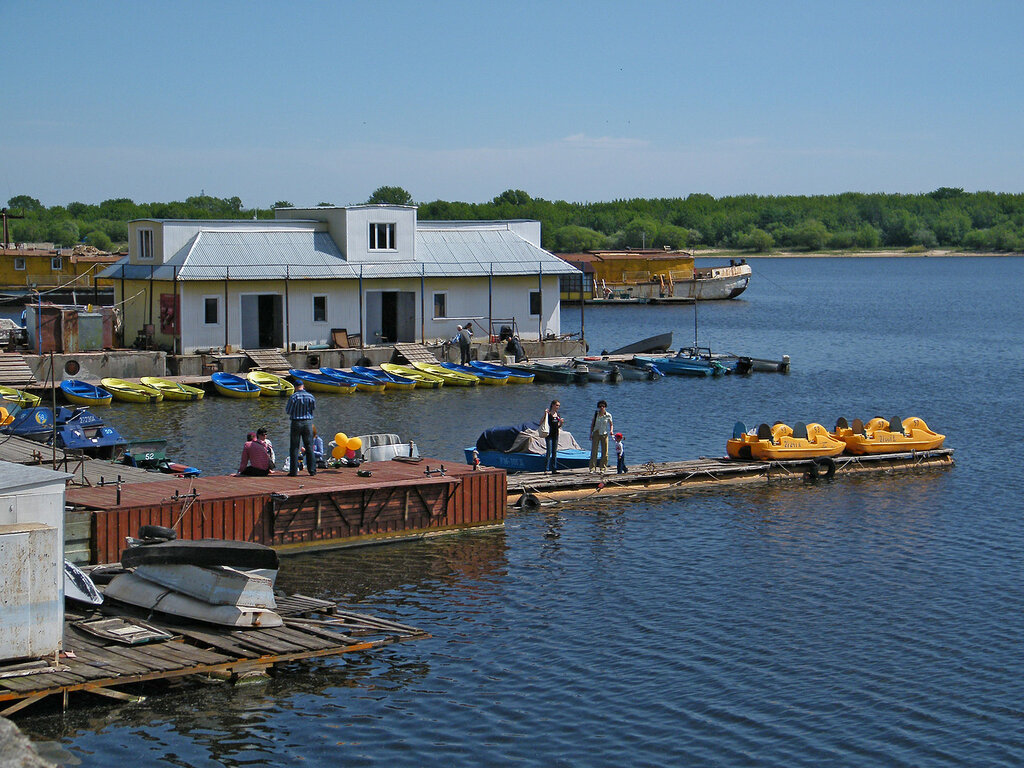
left=0, top=385, right=41, bottom=408
left=381, top=363, right=444, bottom=388
left=411, top=362, right=479, bottom=387
left=731, top=421, right=846, bottom=461
left=246, top=371, right=295, bottom=397
left=832, top=416, right=945, bottom=455
left=140, top=377, right=205, bottom=401
left=100, top=378, right=164, bottom=404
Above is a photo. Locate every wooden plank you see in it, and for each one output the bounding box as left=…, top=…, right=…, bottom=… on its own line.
left=167, top=627, right=260, bottom=659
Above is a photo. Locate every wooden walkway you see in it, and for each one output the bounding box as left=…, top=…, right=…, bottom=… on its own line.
left=507, top=449, right=955, bottom=506
left=0, top=592, right=427, bottom=717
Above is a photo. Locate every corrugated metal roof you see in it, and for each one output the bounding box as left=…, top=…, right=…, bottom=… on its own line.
left=101, top=225, right=578, bottom=281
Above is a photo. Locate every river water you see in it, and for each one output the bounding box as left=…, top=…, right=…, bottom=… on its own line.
left=18, top=256, right=1024, bottom=767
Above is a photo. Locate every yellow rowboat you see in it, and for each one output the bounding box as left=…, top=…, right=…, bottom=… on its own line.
left=380, top=363, right=444, bottom=389
left=832, top=416, right=945, bottom=455
left=246, top=371, right=295, bottom=397
left=411, top=362, right=479, bottom=387
left=0, top=385, right=41, bottom=408
left=140, top=377, right=205, bottom=401
left=100, top=378, right=164, bottom=404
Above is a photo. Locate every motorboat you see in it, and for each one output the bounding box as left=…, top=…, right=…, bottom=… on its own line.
left=0, top=385, right=41, bottom=408
left=64, top=560, right=103, bottom=605
left=832, top=416, right=945, bottom=455
left=210, top=372, right=261, bottom=398
left=120, top=537, right=280, bottom=570
left=676, top=346, right=790, bottom=374
left=507, top=361, right=587, bottom=384
left=735, top=422, right=846, bottom=461
left=319, top=367, right=386, bottom=393
left=100, top=377, right=164, bottom=404
left=380, top=363, right=444, bottom=388
left=441, top=361, right=508, bottom=385
left=412, top=361, right=479, bottom=387
left=119, top=438, right=201, bottom=477
left=469, top=360, right=535, bottom=384
left=140, top=376, right=205, bottom=401
left=467, top=422, right=591, bottom=473
left=354, top=433, right=420, bottom=462
left=636, top=351, right=728, bottom=377
left=246, top=370, right=295, bottom=397
left=352, top=365, right=417, bottom=391
left=2, top=405, right=127, bottom=457
left=288, top=368, right=357, bottom=394
left=133, top=563, right=276, bottom=609
left=572, top=358, right=624, bottom=383
left=60, top=379, right=113, bottom=406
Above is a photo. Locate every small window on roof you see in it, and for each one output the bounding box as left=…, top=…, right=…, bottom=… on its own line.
left=369, top=222, right=396, bottom=250
left=138, top=228, right=154, bottom=260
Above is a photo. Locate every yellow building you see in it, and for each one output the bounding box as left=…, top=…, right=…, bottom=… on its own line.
left=0, top=247, right=120, bottom=293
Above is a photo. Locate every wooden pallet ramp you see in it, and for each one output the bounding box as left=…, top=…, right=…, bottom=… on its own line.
left=393, top=343, right=439, bottom=364
left=244, top=349, right=291, bottom=372
left=0, top=353, right=35, bottom=385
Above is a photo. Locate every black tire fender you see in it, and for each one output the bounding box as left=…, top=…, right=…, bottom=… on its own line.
left=817, top=457, right=837, bottom=479
left=519, top=492, right=540, bottom=510
left=137, top=524, right=177, bottom=541
left=806, top=461, right=820, bottom=480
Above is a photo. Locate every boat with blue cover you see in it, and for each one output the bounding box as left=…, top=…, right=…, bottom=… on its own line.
left=636, top=351, right=728, bottom=377
left=352, top=365, right=417, bottom=391
left=319, top=367, right=386, bottom=393
left=441, top=362, right=508, bottom=385
left=211, top=372, right=261, bottom=399
left=289, top=368, right=357, bottom=394
left=466, top=422, right=590, bottom=473
left=60, top=379, right=113, bottom=406
left=469, top=360, right=535, bottom=384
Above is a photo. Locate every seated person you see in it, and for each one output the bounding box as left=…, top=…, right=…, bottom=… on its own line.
left=312, top=427, right=325, bottom=468
left=238, top=431, right=271, bottom=476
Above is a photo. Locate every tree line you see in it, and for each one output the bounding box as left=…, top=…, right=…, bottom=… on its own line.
left=6, top=186, right=1024, bottom=254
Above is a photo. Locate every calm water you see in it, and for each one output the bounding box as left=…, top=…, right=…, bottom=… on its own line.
left=19, top=257, right=1024, bottom=767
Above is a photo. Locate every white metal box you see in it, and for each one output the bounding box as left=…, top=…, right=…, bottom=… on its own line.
left=0, top=523, right=63, bottom=662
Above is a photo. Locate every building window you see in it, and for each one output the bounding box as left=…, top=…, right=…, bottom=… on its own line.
left=369, top=222, right=396, bottom=250
left=138, top=228, right=154, bottom=260
left=204, top=297, right=219, bottom=325
left=313, top=295, right=327, bottom=323
left=13, top=257, right=25, bottom=271
left=433, top=292, right=447, bottom=319
left=529, top=291, right=542, bottom=316
left=51, top=257, right=63, bottom=271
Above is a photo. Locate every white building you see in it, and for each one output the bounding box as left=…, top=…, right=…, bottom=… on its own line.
left=102, top=205, right=579, bottom=354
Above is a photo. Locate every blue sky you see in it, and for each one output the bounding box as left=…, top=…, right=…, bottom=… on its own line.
left=3, top=0, right=1022, bottom=208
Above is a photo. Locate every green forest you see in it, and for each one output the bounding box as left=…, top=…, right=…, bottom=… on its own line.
left=5, top=186, right=1024, bottom=254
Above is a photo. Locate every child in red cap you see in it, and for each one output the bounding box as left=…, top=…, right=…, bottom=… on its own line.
left=614, top=432, right=626, bottom=474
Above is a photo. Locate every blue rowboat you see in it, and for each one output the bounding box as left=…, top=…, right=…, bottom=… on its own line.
left=60, top=379, right=113, bottom=406
left=469, top=361, right=534, bottom=384
left=210, top=372, right=261, bottom=398
left=289, top=368, right=357, bottom=394
left=352, top=365, right=417, bottom=391
left=441, top=362, right=508, bottom=385
left=319, top=367, right=386, bottom=393
left=635, top=354, right=727, bottom=377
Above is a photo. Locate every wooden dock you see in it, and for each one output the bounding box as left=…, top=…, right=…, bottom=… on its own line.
left=507, top=449, right=955, bottom=506
left=0, top=593, right=428, bottom=717
left=66, top=457, right=506, bottom=564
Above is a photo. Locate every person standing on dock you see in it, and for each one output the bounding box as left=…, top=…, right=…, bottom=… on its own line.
left=614, top=432, right=626, bottom=474
left=543, top=400, right=564, bottom=473
left=589, top=400, right=614, bottom=472
left=285, top=381, right=317, bottom=477
left=458, top=322, right=473, bottom=365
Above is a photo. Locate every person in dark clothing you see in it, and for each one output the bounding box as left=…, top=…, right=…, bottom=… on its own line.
left=543, top=399, right=563, bottom=473
left=458, top=322, right=473, bottom=365
left=238, top=432, right=271, bottom=476
left=285, top=381, right=317, bottom=477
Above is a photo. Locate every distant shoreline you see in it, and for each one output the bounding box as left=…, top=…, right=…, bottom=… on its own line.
left=694, top=248, right=1021, bottom=259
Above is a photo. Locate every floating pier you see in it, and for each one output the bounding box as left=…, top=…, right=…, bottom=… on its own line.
left=0, top=592, right=427, bottom=717
left=66, top=458, right=506, bottom=565
left=507, top=449, right=954, bottom=507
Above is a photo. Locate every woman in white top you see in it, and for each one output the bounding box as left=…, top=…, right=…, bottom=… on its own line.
left=589, top=400, right=614, bottom=472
